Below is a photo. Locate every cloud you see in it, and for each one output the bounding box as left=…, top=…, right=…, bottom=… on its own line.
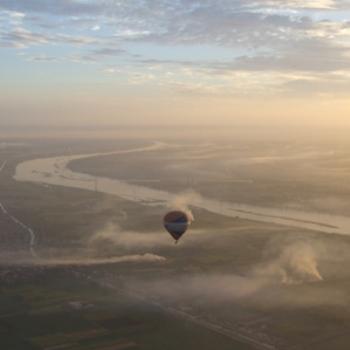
left=91, top=25, right=100, bottom=31
left=216, top=41, right=350, bottom=72
left=256, top=0, right=338, bottom=9
left=26, top=54, right=60, bottom=63
left=281, top=73, right=350, bottom=97
left=83, top=47, right=126, bottom=61
left=0, top=0, right=102, bottom=16
left=1, top=1, right=347, bottom=50
left=0, top=27, right=48, bottom=48
left=0, top=2, right=347, bottom=52
left=1, top=0, right=350, bottom=96
left=0, top=25, right=97, bottom=48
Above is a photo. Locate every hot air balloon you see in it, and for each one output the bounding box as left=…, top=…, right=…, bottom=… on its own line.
left=163, top=210, right=190, bottom=243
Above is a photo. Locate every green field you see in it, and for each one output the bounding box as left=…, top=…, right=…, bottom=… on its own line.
left=0, top=269, right=255, bottom=350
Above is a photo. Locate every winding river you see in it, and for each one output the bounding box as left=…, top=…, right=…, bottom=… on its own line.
left=13, top=142, right=350, bottom=236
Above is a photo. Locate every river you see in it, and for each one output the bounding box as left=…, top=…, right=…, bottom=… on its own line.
left=13, top=142, right=350, bottom=236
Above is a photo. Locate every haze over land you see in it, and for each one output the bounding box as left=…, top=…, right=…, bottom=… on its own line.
left=3, top=136, right=350, bottom=349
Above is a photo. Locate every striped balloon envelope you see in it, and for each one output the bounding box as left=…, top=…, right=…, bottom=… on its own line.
left=163, top=210, right=190, bottom=243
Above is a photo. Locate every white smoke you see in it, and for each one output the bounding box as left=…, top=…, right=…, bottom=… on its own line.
left=253, top=241, right=323, bottom=284
left=126, top=239, right=329, bottom=309
left=0, top=253, right=166, bottom=267
left=89, top=222, right=172, bottom=249
left=168, top=190, right=201, bottom=222
left=37, top=253, right=166, bottom=266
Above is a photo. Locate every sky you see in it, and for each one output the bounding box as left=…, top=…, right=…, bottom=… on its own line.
left=1, top=0, right=350, bottom=128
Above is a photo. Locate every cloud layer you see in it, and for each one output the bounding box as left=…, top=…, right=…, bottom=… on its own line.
left=1, top=0, right=350, bottom=102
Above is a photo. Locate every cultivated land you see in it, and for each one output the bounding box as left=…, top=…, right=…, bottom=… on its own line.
left=0, top=267, right=250, bottom=350
left=3, top=137, right=350, bottom=349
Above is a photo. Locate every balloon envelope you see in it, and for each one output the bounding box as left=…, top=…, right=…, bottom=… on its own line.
left=163, top=210, right=189, bottom=241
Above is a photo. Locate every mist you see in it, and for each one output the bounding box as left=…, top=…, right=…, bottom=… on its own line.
left=252, top=241, right=323, bottom=284
left=124, top=236, right=350, bottom=310
left=89, top=222, right=173, bottom=249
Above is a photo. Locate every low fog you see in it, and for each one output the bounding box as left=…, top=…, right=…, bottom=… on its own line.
left=125, top=237, right=350, bottom=309
left=4, top=134, right=350, bottom=350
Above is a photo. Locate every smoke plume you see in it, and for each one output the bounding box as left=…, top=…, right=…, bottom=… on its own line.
left=125, top=240, right=330, bottom=308
left=168, top=190, right=201, bottom=222
left=253, top=241, right=323, bottom=284
left=0, top=253, right=166, bottom=267
left=89, top=222, right=172, bottom=249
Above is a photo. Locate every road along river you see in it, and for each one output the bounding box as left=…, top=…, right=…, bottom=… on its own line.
left=13, top=142, right=350, bottom=236
left=1, top=159, right=37, bottom=257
